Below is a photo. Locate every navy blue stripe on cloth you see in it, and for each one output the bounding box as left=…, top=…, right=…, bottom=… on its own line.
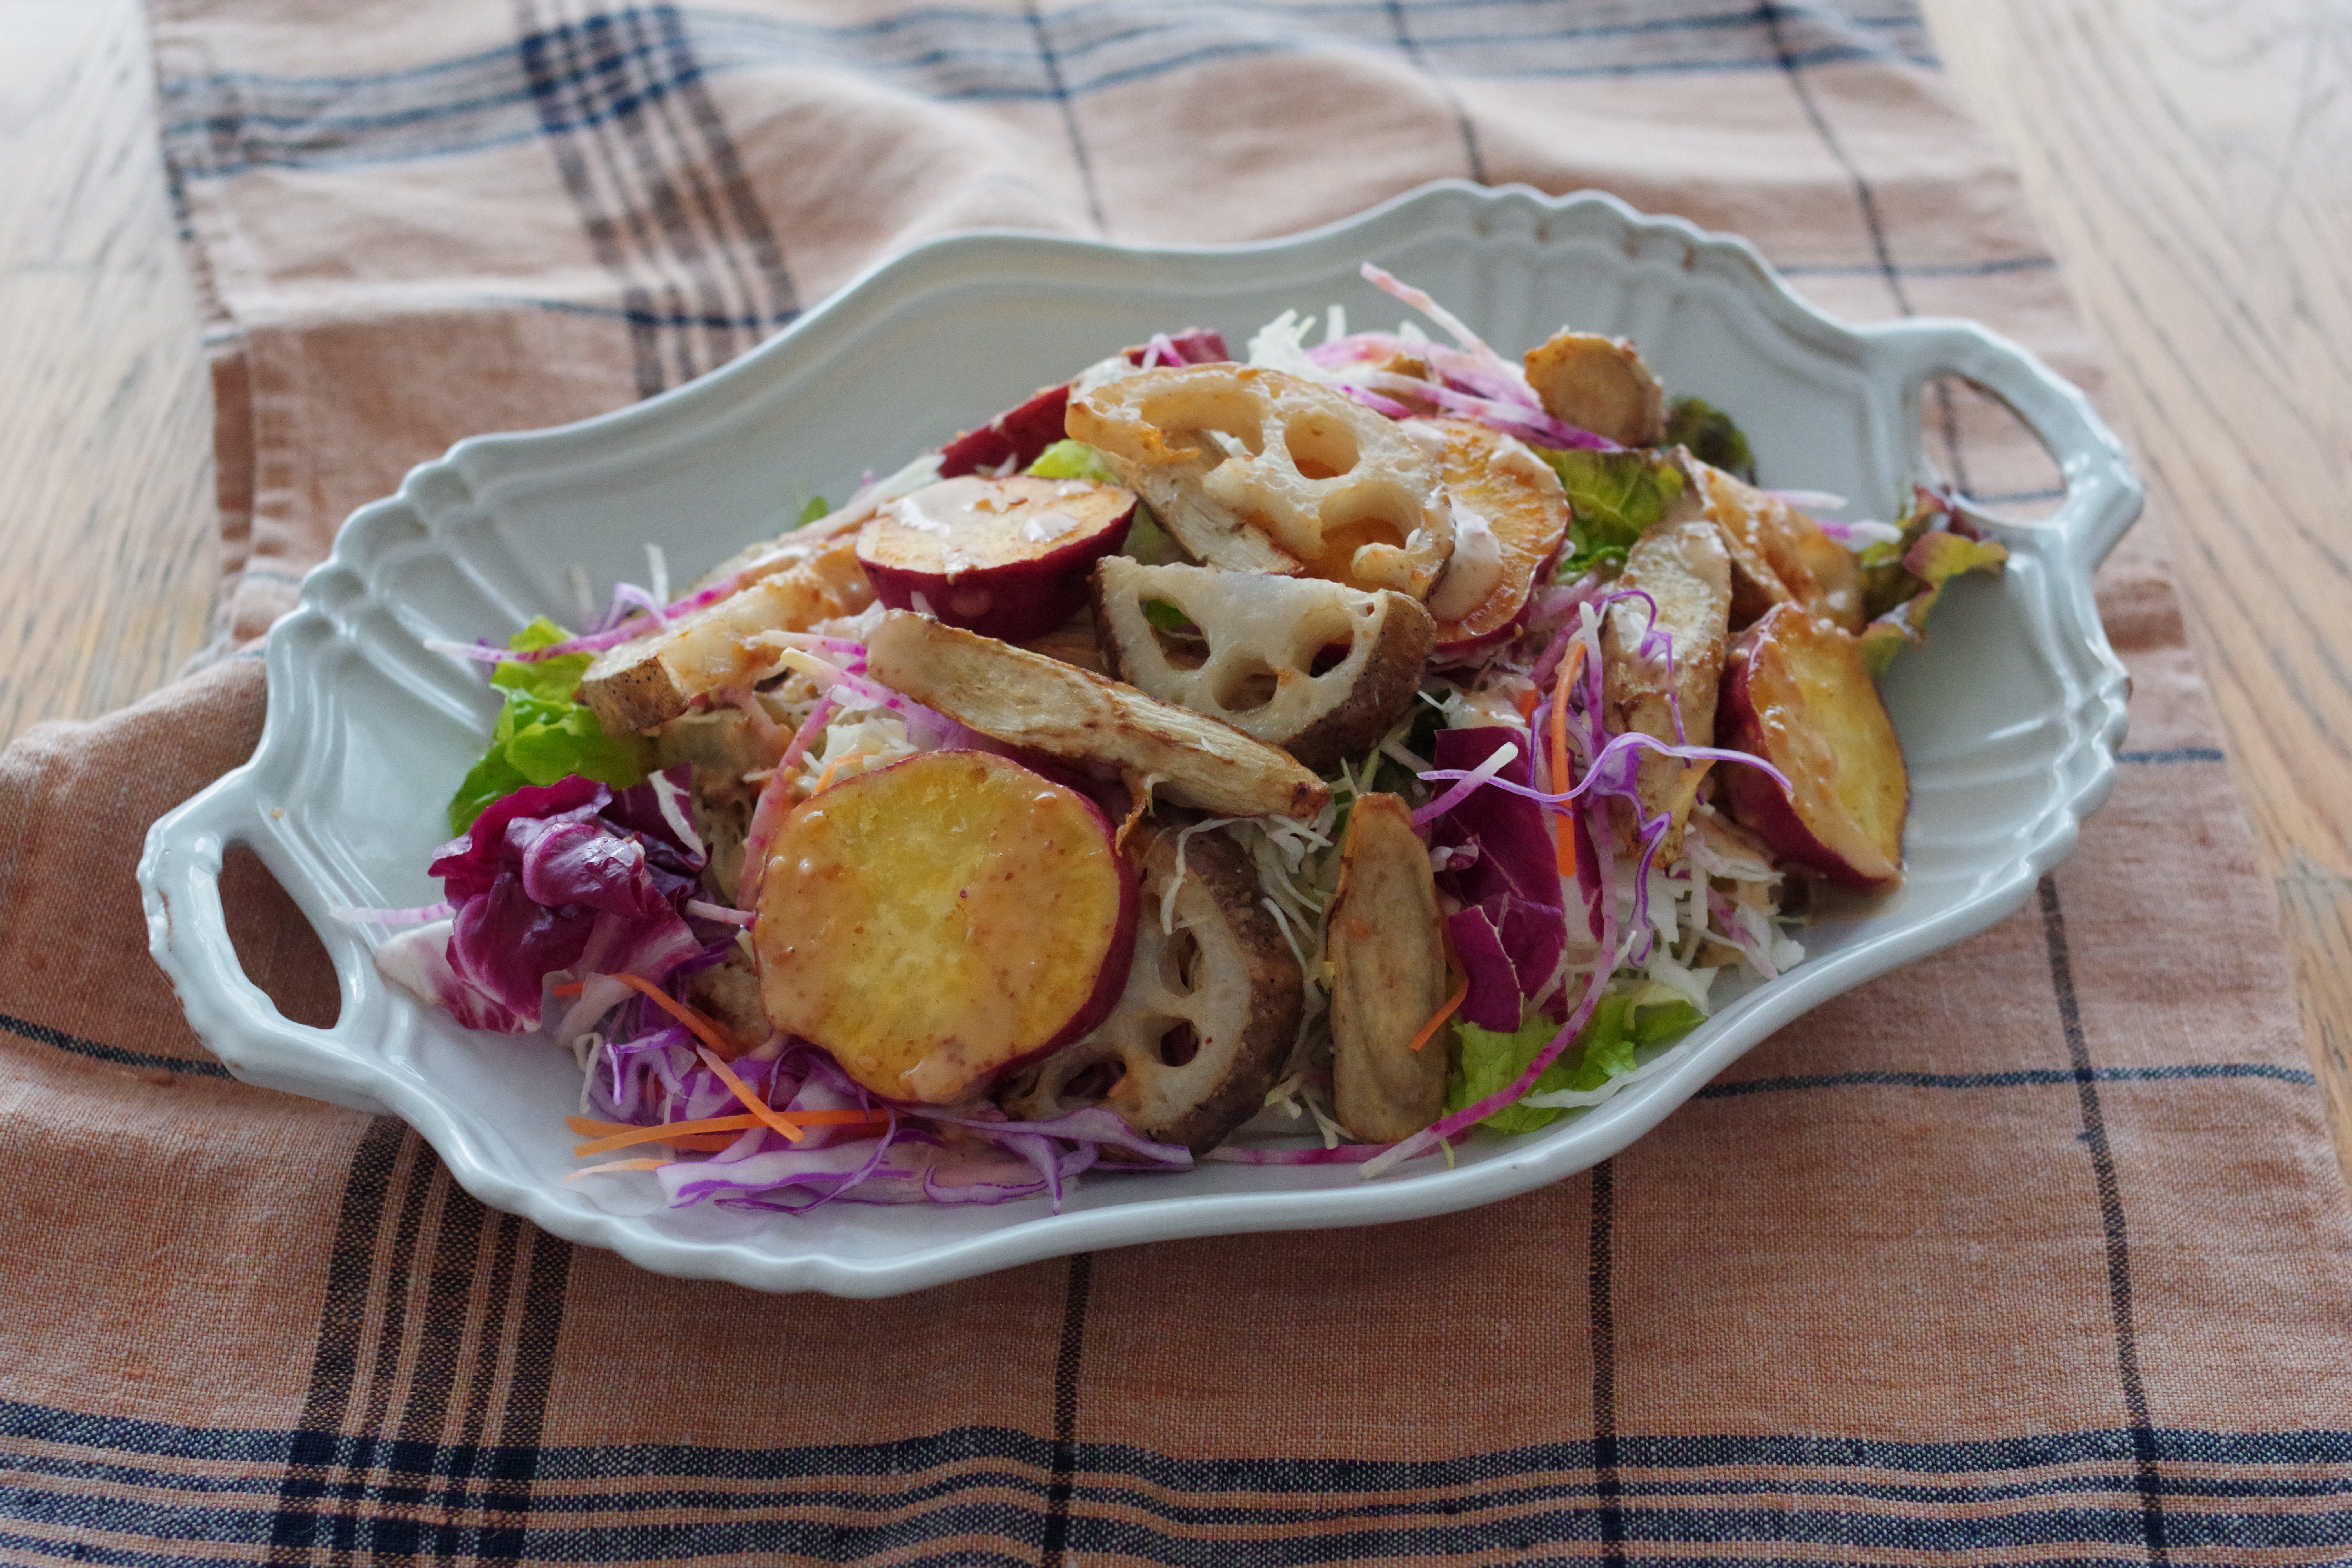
left=1040, top=1254, right=1093, bottom=1567
left=2041, top=875, right=2169, bottom=1559
left=1700, top=1062, right=2317, bottom=1098
left=159, top=1, right=1936, bottom=178
left=1586, top=1160, right=1626, bottom=1566
left=9, top=1400, right=2350, bottom=1495
left=2119, top=746, right=2227, bottom=764
left=4, top=1416, right=2350, bottom=1561
left=1780, top=254, right=2060, bottom=278
left=0, top=1010, right=232, bottom=1079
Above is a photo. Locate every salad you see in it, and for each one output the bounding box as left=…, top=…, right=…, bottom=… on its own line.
left=366, top=265, right=2004, bottom=1213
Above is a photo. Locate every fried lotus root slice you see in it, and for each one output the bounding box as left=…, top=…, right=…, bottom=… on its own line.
left=1523, top=330, right=1667, bottom=447
left=1602, top=519, right=1733, bottom=856
left=580, top=526, right=873, bottom=733
left=1091, top=558, right=1436, bottom=773
left=1066, top=363, right=1455, bottom=599
left=1001, top=827, right=1301, bottom=1154
left=1328, top=793, right=1451, bottom=1143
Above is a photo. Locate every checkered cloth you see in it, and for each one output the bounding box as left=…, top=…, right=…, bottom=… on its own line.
left=0, top=2, right=2345, bottom=1561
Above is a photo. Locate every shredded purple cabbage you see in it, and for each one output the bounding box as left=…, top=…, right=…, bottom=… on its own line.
left=583, top=1040, right=1191, bottom=1214
left=380, top=769, right=722, bottom=1033
left=1422, top=728, right=1568, bottom=1029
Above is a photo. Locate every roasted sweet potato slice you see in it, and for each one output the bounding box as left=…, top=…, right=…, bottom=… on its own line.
left=1718, top=603, right=1907, bottom=887
left=863, top=611, right=1329, bottom=820
left=1690, top=460, right=1864, bottom=633
left=753, top=750, right=1138, bottom=1103
left=857, top=475, right=1136, bottom=643
left=1328, top=793, right=1452, bottom=1142
left=1419, top=418, right=1572, bottom=652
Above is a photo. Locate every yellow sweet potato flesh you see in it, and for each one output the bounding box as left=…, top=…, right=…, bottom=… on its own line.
left=754, top=750, right=1132, bottom=1104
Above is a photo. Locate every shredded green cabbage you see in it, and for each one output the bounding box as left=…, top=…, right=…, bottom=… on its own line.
left=1446, top=988, right=1704, bottom=1133
left=447, top=618, right=652, bottom=833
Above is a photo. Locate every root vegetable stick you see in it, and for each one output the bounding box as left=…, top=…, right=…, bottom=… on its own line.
left=1602, top=518, right=1733, bottom=856
left=862, top=611, right=1330, bottom=820
left=580, top=526, right=872, bottom=733
left=1329, top=793, right=1453, bottom=1143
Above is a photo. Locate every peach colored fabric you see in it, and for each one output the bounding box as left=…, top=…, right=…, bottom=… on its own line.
left=0, top=2, right=2343, bottom=1560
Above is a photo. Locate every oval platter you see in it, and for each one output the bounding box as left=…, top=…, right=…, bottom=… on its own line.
left=139, top=181, right=2141, bottom=1297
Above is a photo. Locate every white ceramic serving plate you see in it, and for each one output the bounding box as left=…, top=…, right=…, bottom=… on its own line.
left=140, top=183, right=2139, bottom=1297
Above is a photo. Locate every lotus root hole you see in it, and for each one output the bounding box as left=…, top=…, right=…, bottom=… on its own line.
left=1142, top=598, right=1210, bottom=670
left=1145, top=385, right=1262, bottom=456
left=1214, top=657, right=1281, bottom=712
left=1283, top=414, right=1360, bottom=481
left=1156, top=1022, right=1202, bottom=1067
left=1290, top=606, right=1361, bottom=669
left=1159, top=926, right=1204, bottom=993
left=1314, top=483, right=1416, bottom=568
left=1063, top=1057, right=1125, bottom=1103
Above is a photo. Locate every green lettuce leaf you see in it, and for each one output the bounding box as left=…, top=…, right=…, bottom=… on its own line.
left=447, top=618, right=652, bottom=833
left=1856, top=492, right=2009, bottom=673
left=1445, top=988, right=1704, bottom=1133
left=1662, top=396, right=1757, bottom=483
left=797, top=495, right=832, bottom=526
left=1026, top=439, right=1122, bottom=485
left=1539, top=448, right=1686, bottom=579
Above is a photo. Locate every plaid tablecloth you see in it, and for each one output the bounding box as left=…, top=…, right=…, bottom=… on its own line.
left=1, top=2, right=2347, bottom=1562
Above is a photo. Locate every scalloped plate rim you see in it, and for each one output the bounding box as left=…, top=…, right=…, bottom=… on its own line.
left=140, top=181, right=2141, bottom=1297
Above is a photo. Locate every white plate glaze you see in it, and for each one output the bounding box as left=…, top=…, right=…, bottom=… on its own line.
left=140, top=183, right=2140, bottom=1297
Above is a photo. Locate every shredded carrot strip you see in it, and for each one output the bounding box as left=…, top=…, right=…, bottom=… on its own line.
left=550, top=981, right=584, bottom=997
left=569, top=1109, right=888, bottom=1156
left=1549, top=641, right=1587, bottom=878
left=607, top=972, right=738, bottom=1059
left=1408, top=977, right=1470, bottom=1053
left=571, top=1114, right=762, bottom=1154
left=809, top=760, right=845, bottom=797
left=1513, top=686, right=1539, bottom=722
left=566, top=1157, right=669, bottom=1179
left=697, top=1047, right=806, bottom=1142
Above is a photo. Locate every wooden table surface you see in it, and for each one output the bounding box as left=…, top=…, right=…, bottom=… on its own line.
left=6, top=0, right=2349, bottom=1174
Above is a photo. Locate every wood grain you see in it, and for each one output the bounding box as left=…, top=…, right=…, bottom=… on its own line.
left=0, top=0, right=218, bottom=741
left=1920, top=0, right=2352, bottom=1175
left=1, top=0, right=2347, bottom=1170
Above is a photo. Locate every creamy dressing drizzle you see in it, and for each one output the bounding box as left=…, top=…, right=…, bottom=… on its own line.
left=1426, top=497, right=1506, bottom=620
